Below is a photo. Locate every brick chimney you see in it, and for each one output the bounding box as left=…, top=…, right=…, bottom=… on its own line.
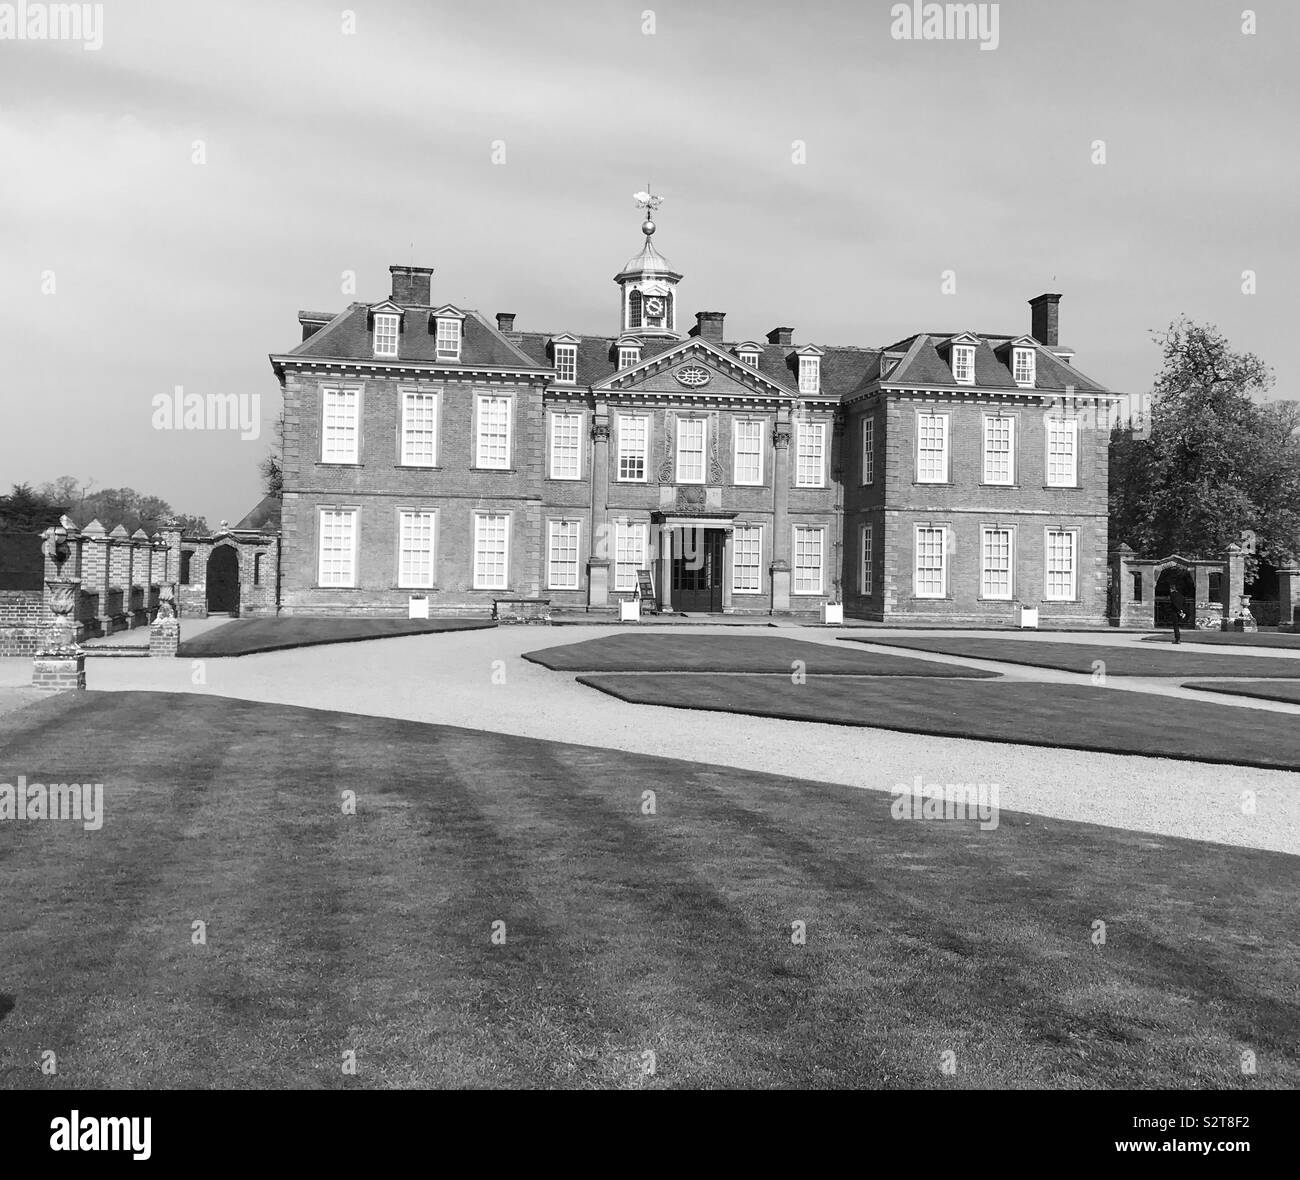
left=1029, top=293, right=1061, bottom=346
left=496, top=312, right=516, bottom=333
left=766, top=326, right=794, bottom=346
left=689, top=311, right=726, bottom=343
left=390, top=265, right=433, bottom=306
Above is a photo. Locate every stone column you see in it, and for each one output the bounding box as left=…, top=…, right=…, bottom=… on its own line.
left=1277, top=568, right=1300, bottom=630
left=1108, top=544, right=1133, bottom=626
left=588, top=414, right=611, bottom=608
left=770, top=410, right=792, bottom=613
left=1226, top=543, right=1247, bottom=630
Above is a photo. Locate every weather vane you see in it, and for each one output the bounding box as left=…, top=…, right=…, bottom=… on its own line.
left=633, top=187, right=663, bottom=215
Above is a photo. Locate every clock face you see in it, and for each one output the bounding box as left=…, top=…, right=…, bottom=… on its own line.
left=645, top=297, right=664, bottom=317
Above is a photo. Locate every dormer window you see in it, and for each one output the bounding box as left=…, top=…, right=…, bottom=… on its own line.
left=373, top=313, right=399, bottom=358
left=618, top=346, right=641, bottom=370
left=435, top=318, right=461, bottom=361
left=880, top=357, right=896, bottom=380
left=739, top=350, right=759, bottom=368
left=952, top=344, right=975, bottom=385
left=554, top=344, right=578, bottom=384
left=1013, top=347, right=1036, bottom=387
left=798, top=356, right=820, bottom=395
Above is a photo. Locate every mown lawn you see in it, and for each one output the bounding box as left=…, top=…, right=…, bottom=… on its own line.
left=1143, top=631, right=1300, bottom=649
left=523, top=634, right=997, bottom=676
left=576, top=674, right=1300, bottom=772
left=1184, top=680, right=1300, bottom=706
left=1, top=692, right=1296, bottom=1089
left=176, top=616, right=494, bottom=657
left=844, top=635, right=1300, bottom=677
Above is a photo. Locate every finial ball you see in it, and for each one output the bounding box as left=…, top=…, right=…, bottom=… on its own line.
left=642, top=218, right=656, bottom=236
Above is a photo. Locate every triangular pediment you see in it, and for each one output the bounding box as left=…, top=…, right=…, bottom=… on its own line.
left=596, top=337, right=795, bottom=400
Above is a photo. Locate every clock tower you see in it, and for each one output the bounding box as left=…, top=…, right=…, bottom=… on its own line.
left=614, top=190, right=682, bottom=338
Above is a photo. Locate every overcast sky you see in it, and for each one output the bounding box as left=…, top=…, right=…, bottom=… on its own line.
left=1, top=0, right=1295, bottom=526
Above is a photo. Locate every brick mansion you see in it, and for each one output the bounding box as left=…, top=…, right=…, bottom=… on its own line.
left=269, top=201, right=1122, bottom=622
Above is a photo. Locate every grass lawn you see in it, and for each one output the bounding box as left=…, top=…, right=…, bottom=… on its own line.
left=576, top=674, right=1300, bottom=772
left=1183, top=680, right=1300, bottom=706
left=843, top=635, right=1300, bottom=678
left=523, top=634, right=999, bottom=676
left=176, top=616, right=495, bottom=658
left=1142, top=631, right=1300, bottom=649
left=2, top=692, right=1295, bottom=1089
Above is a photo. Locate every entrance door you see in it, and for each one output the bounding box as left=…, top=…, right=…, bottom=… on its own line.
left=206, top=546, right=240, bottom=615
left=672, top=528, right=724, bottom=612
left=1154, top=567, right=1194, bottom=628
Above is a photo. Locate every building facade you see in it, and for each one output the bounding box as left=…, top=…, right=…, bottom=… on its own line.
left=270, top=209, right=1121, bottom=622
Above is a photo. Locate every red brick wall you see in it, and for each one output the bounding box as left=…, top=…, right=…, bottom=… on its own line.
left=843, top=392, right=1109, bottom=623
left=0, top=590, right=45, bottom=655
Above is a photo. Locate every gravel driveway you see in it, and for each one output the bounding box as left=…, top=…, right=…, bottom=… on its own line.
left=75, top=624, right=1300, bottom=855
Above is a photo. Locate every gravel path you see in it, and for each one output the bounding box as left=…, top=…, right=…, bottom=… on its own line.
left=74, top=625, right=1300, bottom=855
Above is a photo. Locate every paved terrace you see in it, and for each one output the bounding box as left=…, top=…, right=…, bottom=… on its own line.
left=1, top=625, right=1296, bottom=853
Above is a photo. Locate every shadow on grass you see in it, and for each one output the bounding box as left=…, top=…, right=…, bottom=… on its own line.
left=0, top=691, right=1295, bottom=1088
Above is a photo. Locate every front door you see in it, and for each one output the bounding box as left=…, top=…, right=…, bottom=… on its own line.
left=206, top=545, right=240, bottom=615
left=672, top=528, right=724, bottom=612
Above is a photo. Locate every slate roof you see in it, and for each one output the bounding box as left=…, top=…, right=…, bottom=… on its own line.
left=283, top=305, right=545, bottom=371
left=277, top=308, right=1111, bottom=396
left=232, top=494, right=282, bottom=533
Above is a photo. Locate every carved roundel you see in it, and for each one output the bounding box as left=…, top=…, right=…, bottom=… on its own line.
left=674, top=364, right=711, bottom=387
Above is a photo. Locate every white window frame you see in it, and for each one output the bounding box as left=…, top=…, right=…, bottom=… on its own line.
left=473, top=513, right=510, bottom=590
left=1046, top=418, right=1079, bottom=487
left=792, top=526, right=824, bottom=595
left=951, top=344, right=975, bottom=385
left=733, top=420, right=764, bottom=486
left=914, top=525, right=948, bottom=598
left=614, top=520, right=648, bottom=591
left=732, top=525, right=763, bottom=594
left=321, top=386, right=360, bottom=464
left=980, top=526, right=1014, bottom=601
left=1044, top=528, right=1078, bottom=601
left=398, top=510, right=436, bottom=589
left=549, top=411, right=582, bottom=480
left=435, top=318, right=461, bottom=361
left=317, top=508, right=358, bottom=588
left=618, top=346, right=640, bottom=370
left=554, top=344, right=578, bottom=385
left=547, top=519, right=582, bottom=590
left=861, top=417, right=874, bottom=486
left=982, top=415, right=1016, bottom=486
left=399, top=389, right=438, bottom=467
left=916, top=413, right=949, bottom=483
left=372, top=313, right=399, bottom=358
left=860, top=522, right=873, bottom=595
left=739, top=350, right=759, bottom=368
left=795, top=420, right=826, bottom=488
left=1013, top=347, right=1035, bottom=387
left=475, top=395, right=512, bottom=470
left=617, top=415, right=649, bottom=482
left=798, top=356, right=820, bottom=395
left=675, top=417, right=706, bottom=485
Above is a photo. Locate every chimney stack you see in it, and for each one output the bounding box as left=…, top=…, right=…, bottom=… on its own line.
left=390, top=265, right=434, bottom=306
left=690, top=311, right=726, bottom=343
left=1029, top=293, right=1061, bottom=347
left=766, top=326, right=794, bottom=346
left=496, top=312, right=516, bottom=333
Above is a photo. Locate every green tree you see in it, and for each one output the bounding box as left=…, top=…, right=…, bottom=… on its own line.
left=0, top=483, right=60, bottom=530
left=1110, top=317, right=1300, bottom=580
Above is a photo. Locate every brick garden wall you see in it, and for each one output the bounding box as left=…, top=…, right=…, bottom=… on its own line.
left=0, top=591, right=46, bottom=655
